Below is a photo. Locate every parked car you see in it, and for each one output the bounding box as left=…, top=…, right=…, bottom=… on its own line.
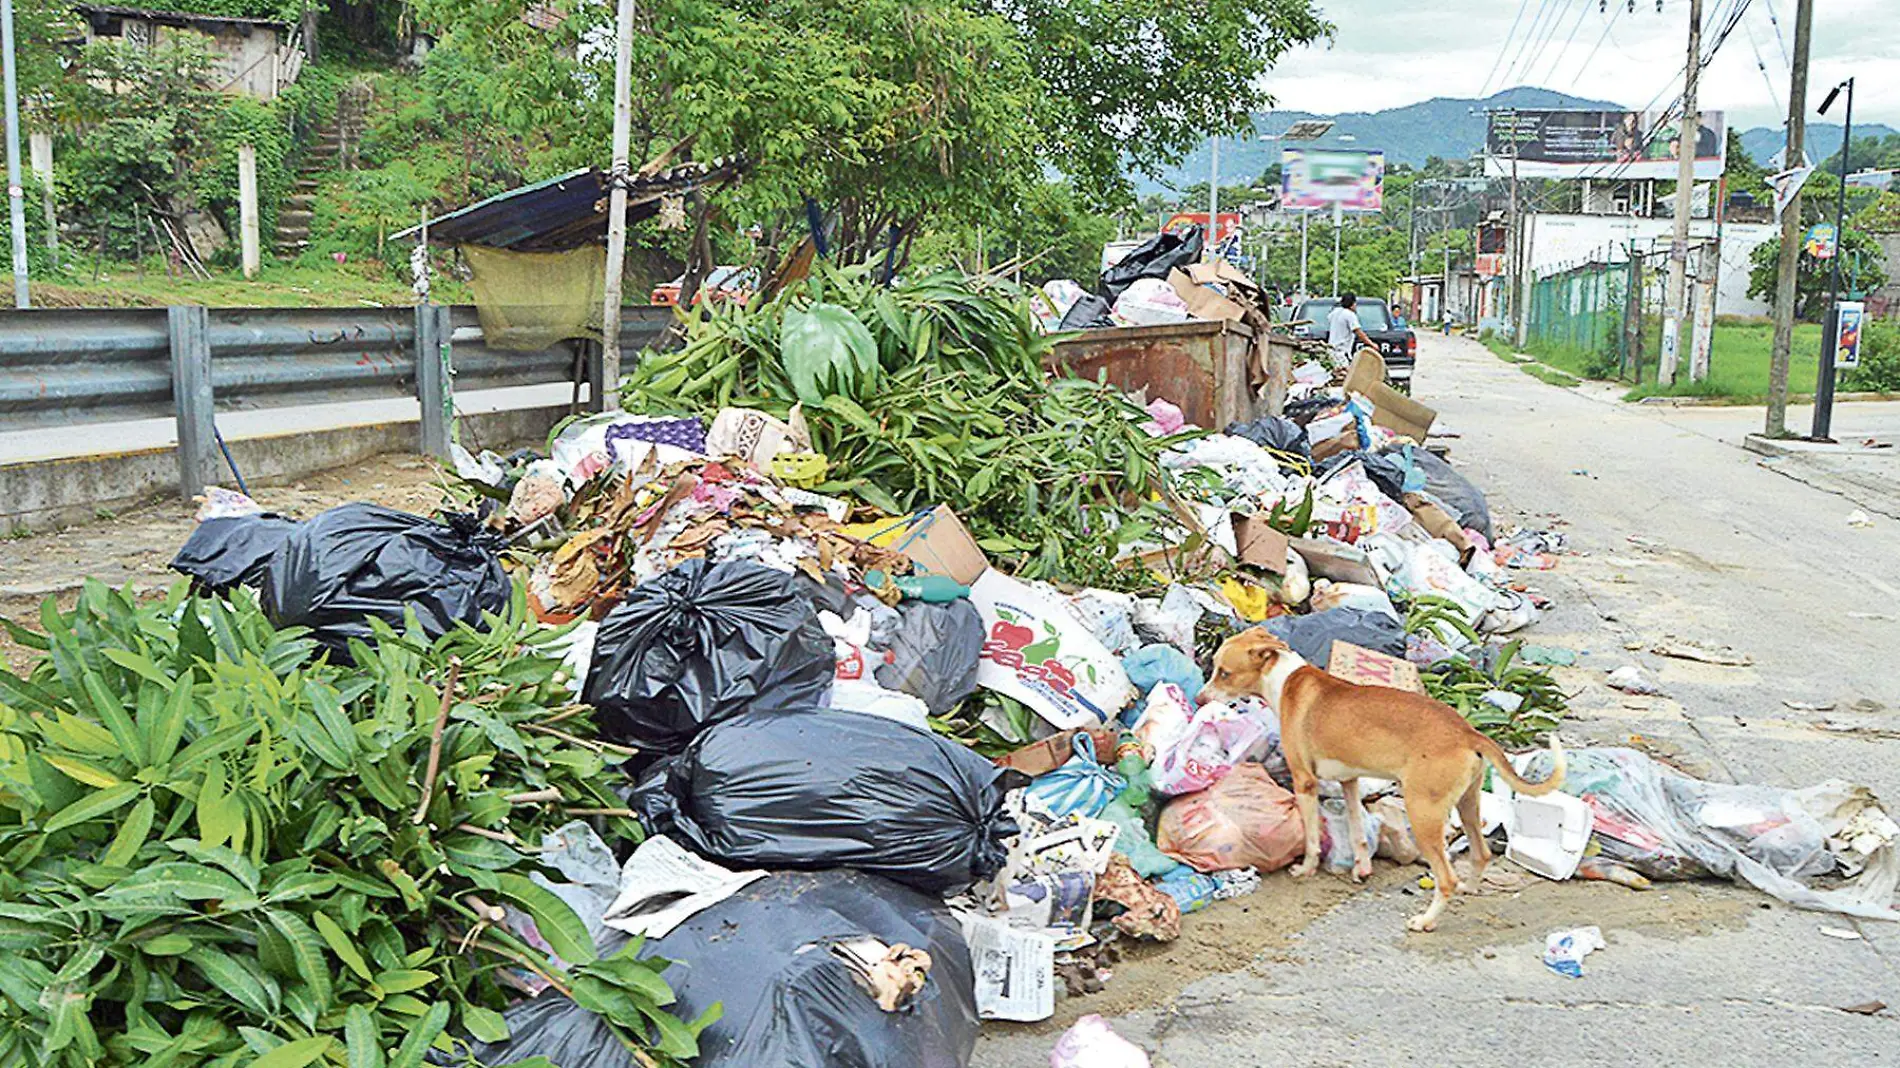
left=1285, top=297, right=1418, bottom=392
left=651, top=266, right=757, bottom=307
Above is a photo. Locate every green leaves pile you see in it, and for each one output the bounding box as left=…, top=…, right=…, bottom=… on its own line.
left=624, top=265, right=1184, bottom=583
left=1421, top=639, right=1567, bottom=749
left=0, top=582, right=708, bottom=1067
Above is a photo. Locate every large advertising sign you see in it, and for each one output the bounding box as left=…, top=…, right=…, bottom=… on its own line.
left=1281, top=149, right=1384, bottom=212
left=1162, top=212, right=1243, bottom=244
left=1484, top=109, right=1726, bottom=180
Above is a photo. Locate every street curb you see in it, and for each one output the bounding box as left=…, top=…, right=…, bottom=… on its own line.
left=1743, top=433, right=1898, bottom=458
left=1639, top=391, right=1900, bottom=408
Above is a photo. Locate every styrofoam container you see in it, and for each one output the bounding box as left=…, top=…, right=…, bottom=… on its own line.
left=1503, top=791, right=1592, bottom=881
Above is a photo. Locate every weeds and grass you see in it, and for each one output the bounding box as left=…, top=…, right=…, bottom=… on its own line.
left=1522, top=365, right=1582, bottom=388
left=32, top=258, right=468, bottom=309
left=1480, top=334, right=1580, bottom=388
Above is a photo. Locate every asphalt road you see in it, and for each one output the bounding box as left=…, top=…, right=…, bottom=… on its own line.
left=972, top=329, right=1900, bottom=1067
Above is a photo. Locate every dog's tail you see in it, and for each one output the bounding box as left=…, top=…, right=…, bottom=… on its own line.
left=1475, top=733, right=1565, bottom=796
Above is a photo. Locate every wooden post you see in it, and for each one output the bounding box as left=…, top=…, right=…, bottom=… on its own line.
left=598, top=0, right=637, bottom=412
left=168, top=306, right=219, bottom=497
left=27, top=129, right=52, bottom=252
left=415, top=303, right=452, bottom=459
left=237, top=144, right=260, bottom=278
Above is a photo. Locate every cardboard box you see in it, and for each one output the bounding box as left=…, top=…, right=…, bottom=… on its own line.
left=1344, top=350, right=1437, bottom=441
left=1166, top=267, right=1247, bottom=322
left=1328, top=642, right=1424, bottom=693
left=893, top=505, right=989, bottom=584
left=1289, top=536, right=1382, bottom=586
left=1229, top=515, right=1290, bottom=574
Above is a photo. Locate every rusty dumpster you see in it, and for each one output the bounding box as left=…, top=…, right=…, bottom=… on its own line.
left=1051, top=319, right=1291, bottom=427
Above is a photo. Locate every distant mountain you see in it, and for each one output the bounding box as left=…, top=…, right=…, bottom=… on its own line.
left=1738, top=123, right=1900, bottom=167
left=1137, top=87, right=1622, bottom=195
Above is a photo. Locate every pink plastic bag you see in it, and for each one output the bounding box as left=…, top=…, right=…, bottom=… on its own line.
left=1050, top=1015, right=1150, bottom=1068
left=1157, top=764, right=1306, bottom=873
left=1142, top=699, right=1272, bottom=796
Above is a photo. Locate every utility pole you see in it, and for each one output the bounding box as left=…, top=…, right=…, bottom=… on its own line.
left=1330, top=202, right=1342, bottom=297
left=1298, top=209, right=1310, bottom=298
left=1812, top=77, right=1854, bottom=441
left=1208, top=134, right=1219, bottom=259
left=1406, top=182, right=1419, bottom=319
left=1766, top=0, right=1812, bottom=437
left=597, top=0, right=637, bottom=412
left=1659, top=0, right=1703, bottom=384
left=2, top=0, right=29, bottom=308
left=1509, top=136, right=1524, bottom=347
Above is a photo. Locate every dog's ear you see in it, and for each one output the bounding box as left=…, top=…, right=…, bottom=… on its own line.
left=1247, top=630, right=1287, bottom=663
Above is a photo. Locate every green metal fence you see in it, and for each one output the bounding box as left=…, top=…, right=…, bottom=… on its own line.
left=1525, top=259, right=1626, bottom=374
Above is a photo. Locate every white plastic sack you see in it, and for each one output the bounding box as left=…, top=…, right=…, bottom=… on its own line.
left=1135, top=689, right=1272, bottom=796
left=973, top=570, right=1136, bottom=730
left=1050, top=1015, right=1150, bottom=1068
left=1363, top=532, right=1498, bottom=626
left=1112, top=277, right=1192, bottom=326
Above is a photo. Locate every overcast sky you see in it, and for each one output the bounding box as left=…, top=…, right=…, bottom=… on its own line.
left=1266, top=0, right=1900, bottom=134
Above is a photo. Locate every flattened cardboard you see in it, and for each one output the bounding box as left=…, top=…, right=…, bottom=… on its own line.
left=1289, top=536, right=1382, bottom=586
left=1344, top=350, right=1437, bottom=441
left=893, top=505, right=989, bottom=584
left=1166, top=267, right=1246, bottom=322
left=1230, top=515, right=1290, bottom=574
left=1328, top=642, right=1424, bottom=693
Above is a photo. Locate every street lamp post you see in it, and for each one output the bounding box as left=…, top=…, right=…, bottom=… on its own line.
left=1812, top=77, right=1854, bottom=441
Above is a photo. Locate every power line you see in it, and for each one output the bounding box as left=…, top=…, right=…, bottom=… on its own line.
left=1497, top=0, right=1563, bottom=94
left=1564, top=2, right=1627, bottom=89
left=1529, top=0, right=1597, bottom=87
left=1480, top=0, right=1537, bottom=98
left=1742, top=13, right=1784, bottom=116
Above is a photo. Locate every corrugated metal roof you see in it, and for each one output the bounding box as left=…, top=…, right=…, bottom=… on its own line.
left=396, top=159, right=745, bottom=252
left=75, top=3, right=287, bottom=28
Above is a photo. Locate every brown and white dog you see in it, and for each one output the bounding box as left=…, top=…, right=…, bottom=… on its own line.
left=1198, top=629, right=1565, bottom=932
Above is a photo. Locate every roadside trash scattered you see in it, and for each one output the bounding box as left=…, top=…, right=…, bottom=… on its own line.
left=261, top=502, right=509, bottom=654
left=635, top=709, right=1016, bottom=894
left=1847, top=509, right=1874, bottom=528
left=67, top=261, right=1873, bottom=1066
left=1607, top=665, right=1663, bottom=695
left=1050, top=1015, right=1151, bottom=1068
left=584, top=558, right=834, bottom=754
left=1651, top=638, right=1753, bottom=667
left=1543, top=925, right=1607, bottom=978
left=1517, top=747, right=1900, bottom=919
left=1820, top=926, right=1863, bottom=940
left=169, top=512, right=298, bottom=592
left=1841, top=1001, right=1888, bottom=1015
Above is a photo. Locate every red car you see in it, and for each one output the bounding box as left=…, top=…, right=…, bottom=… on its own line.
left=650, top=266, right=757, bottom=307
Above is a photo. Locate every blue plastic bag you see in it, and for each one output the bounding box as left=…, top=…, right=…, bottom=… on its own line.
left=1154, top=869, right=1220, bottom=914
left=1120, top=644, right=1205, bottom=727
left=1023, top=733, right=1126, bottom=819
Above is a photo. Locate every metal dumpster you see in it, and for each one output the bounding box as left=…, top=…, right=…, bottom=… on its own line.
left=1051, top=319, right=1291, bottom=427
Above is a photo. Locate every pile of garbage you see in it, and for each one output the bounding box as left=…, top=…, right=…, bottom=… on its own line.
left=7, top=266, right=1897, bottom=1068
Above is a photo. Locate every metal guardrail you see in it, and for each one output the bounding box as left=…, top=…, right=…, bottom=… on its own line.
left=0, top=303, right=678, bottom=494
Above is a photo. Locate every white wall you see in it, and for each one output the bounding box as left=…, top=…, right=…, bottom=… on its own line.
left=1525, top=213, right=1778, bottom=317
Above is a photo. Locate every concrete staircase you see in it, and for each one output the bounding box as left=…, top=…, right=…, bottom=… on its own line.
left=274, top=83, right=370, bottom=258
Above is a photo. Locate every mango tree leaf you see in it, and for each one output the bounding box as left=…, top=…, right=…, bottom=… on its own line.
left=460, top=1005, right=509, bottom=1043
left=101, top=795, right=156, bottom=866
left=388, top=1001, right=449, bottom=1068
left=248, top=1035, right=335, bottom=1068
left=494, top=873, right=595, bottom=965
left=184, top=946, right=279, bottom=1017
left=263, top=910, right=333, bottom=1013
left=44, top=781, right=140, bottom=833
left=344, top=1005, right=384, bottom=1068
left=313, top=912, right=374, bottom=982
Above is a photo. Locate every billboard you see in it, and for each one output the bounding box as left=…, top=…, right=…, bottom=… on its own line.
left=1484, top=109, right=1726, bottom=180
left=1281, top=149, right=1384, bottom=212
left=1162, top=211, right=1242, bottom=244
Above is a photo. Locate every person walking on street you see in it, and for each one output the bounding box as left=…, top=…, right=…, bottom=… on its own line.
left=1328, top=292, right=1374, bottom=363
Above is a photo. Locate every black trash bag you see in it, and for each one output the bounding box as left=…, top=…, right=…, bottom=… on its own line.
left=1317, top=450, right=1410, bottom=503
left=1386, top=445, right=1493, bottom=540
left=1098, top=228, right=1205, bottom=300
left=582, top=559, right=833, bottom=755
left=634, top=708, right=1016, bottom=894
left=455, top=870, right=979, bottom=1068
left=170, top=514, right=299, bottom=593
left=1260, top=606, right=1405, bottom=665
left=1281, top=395, right=1339, bottom=426
left=1057, top=293, right=1115, bottom=331
left=261, top=504, right=509, bottom=655
left=1225, top=415, right=1312, bottom=469
left=874, top=599, right=983, bottom=716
